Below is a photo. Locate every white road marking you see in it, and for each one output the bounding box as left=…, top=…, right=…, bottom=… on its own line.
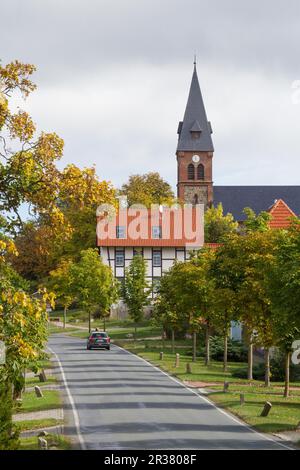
left=47, top=345, right=86, bottom=450
left=114, top=344, right=293, bottom=450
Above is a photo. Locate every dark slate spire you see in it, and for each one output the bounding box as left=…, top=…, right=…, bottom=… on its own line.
left=177, top=63, right=214, bottom=152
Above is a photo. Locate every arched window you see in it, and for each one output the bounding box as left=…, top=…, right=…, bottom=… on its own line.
left=187, top=163, right=195, bottom=180
left=197, top=163, right=204, bottom=180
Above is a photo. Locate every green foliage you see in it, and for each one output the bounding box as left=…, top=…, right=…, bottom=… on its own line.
left=243, top=207, right=271, bottom=233
left=233, top=355, right=300, bottom=382
left=206, top=336, right=248, bottom=362
left=120, top=172, right=175, bottom=207
left=204, top=203, right=238, bottom=243
left=70, top=248, right=119, bottom=318
left=122, top=255, right=149, bottom=325
left=0, top=382, right=19, bottom=450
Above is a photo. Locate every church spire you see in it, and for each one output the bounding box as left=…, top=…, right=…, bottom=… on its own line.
left=177, top=63, right=213, bottom=152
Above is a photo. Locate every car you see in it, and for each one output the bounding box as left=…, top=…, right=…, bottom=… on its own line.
left=87, top=331, right=111, bottom=350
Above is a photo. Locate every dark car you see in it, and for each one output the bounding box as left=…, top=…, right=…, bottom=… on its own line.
left=87, top=332, right=110, bottom=350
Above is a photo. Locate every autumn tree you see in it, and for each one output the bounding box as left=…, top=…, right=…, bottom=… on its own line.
left=204, top=203, right=238, bottom=243
left=0, top=238, right=54, bottom=449
left=49, top=259, right=75, bottom=328
left=0, top=60, right=64, bottom=233
left=120, top=172, right=174, bottom=207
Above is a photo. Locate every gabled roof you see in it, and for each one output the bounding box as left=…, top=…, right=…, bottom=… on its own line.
left=213, top=186, right=300, bottom=221
left=268, top=198, right=297, bottom=229
left=96, top=207, right=204, bottom=248
left=177, top=64, right=214, bottom=152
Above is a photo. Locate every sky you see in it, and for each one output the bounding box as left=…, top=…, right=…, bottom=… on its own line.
left=1, top=0, right=300, bottom=193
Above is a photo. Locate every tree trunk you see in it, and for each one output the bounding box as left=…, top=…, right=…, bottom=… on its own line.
left=171, top=329, right=175, bottom=354
left=161, top=329, right=165, bottom=351
left=63, top=305, right=67, bottom=329
left=103, top=317, right=106, bottom=332
left=248, top=340, right=253, bottom=381
left=88, top=310, right=91, bottom=333
left=264, top=348, right=270, bottom=387
left=284, top=351, right=291, bottom=398
left=223, top=331, right=228, bottom=372
left=192, top=331, right=197, bottom=362
left=205, top=323, right=210, bottom=366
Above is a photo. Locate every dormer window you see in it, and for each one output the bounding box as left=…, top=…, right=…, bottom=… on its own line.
left=190, top=120, right=202, bottom=140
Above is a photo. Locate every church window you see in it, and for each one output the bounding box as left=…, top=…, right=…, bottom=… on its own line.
left=187, top=164, right=195, bottom=180
left=197, top=163, right=204, bottom=180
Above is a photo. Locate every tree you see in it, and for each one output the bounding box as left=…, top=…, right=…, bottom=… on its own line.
left=154, top=267, right=189, bottom=353
left=70, top=249, right=118, bottom=333
left=122, top=255, right=149, bottom=338
left=120, top=172, right=174, bottom=207
left=49, top=259, right=75, bottom=328
left=243, top=207, right=271, bottom=233
left=209, top=235, right=247, bottom=372
left=0, top=60, right=64, bottom=234
left=204, top=203, right=238, bottom=243
left=0, top=237, right=54, bottom=449
left=267, top=223, right=300, bottom=396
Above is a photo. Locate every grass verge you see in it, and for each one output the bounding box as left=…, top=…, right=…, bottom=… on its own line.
left=16, top=390, right=61, bottom=413
left=19, top=434, right=71, bottom=450
left=15, top=418, right=63, bottom=432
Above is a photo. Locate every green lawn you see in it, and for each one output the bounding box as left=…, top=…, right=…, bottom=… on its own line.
left=19, top=434, right=71, bottom=450
left=25, top=375, right=57, bottom=387
left=16, top=390, right=61, bottom=413
left=209, top=390, right=300, bottom=433
left=15, top=418, right=63, bottom=432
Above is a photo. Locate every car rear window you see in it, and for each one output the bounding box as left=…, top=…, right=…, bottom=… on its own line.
left=92, top=333, right=107, bottom=338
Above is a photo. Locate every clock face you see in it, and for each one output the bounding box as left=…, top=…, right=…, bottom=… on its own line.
left=192, top=155, right=200, bottom=163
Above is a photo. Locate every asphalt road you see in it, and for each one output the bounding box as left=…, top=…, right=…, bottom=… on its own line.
left=48, top=334, right=289, bottom=450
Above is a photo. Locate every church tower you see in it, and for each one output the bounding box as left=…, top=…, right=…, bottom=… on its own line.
left=176, top=62, right=214, bottom=207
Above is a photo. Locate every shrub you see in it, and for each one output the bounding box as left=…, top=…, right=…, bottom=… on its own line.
left=209, top=336, right=248, bottom=362
left=0, top=382, right=19, bottom=450
left=232, top=354, right=300, bottom=382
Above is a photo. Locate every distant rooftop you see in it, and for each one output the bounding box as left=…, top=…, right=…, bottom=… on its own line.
left=213, top=186, right=300, bottom=220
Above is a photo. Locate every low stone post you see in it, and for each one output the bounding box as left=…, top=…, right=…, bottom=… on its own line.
left=175, top=353, right=180, bottom=368
left=260, top=401, right=272, bottom=417
left=34, top=385, right=44, bottom=398
left=38, top=437, right=48, bottom=450
left=159, top=352, right=164, bottom=360
left=39, top=369, right=47, bottom=382
left=223, top=381, right=229, bottom=393
left=186, top=363, right=192, bottom=374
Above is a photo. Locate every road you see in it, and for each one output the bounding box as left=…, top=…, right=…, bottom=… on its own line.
left=48, top=334, right=289, bottom=450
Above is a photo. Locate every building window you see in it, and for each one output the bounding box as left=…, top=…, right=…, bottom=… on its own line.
left=193, top=194, right=199, bottom=205
left=116, top=226, right=126, bottom=239
left=153, top=249, right=162, bottom=267
left=197, top=163, right=204, bottom=180
left=187, top=163, right=195, bottom=180
left=133, top=247, right=143, bottom=257
left=152, top=277, right=161, bottom=294
left=115, top=248, right=125, bottom=267
left=152, top=226, right=162, bottom=239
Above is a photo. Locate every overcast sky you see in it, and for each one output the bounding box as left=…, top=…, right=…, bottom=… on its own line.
left=2, top=0, right=300, bottom=192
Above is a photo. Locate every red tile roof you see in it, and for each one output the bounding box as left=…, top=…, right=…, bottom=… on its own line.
left=96, top=206, right=204, bottom=248
left=268, top=199, right=297, bottom=229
